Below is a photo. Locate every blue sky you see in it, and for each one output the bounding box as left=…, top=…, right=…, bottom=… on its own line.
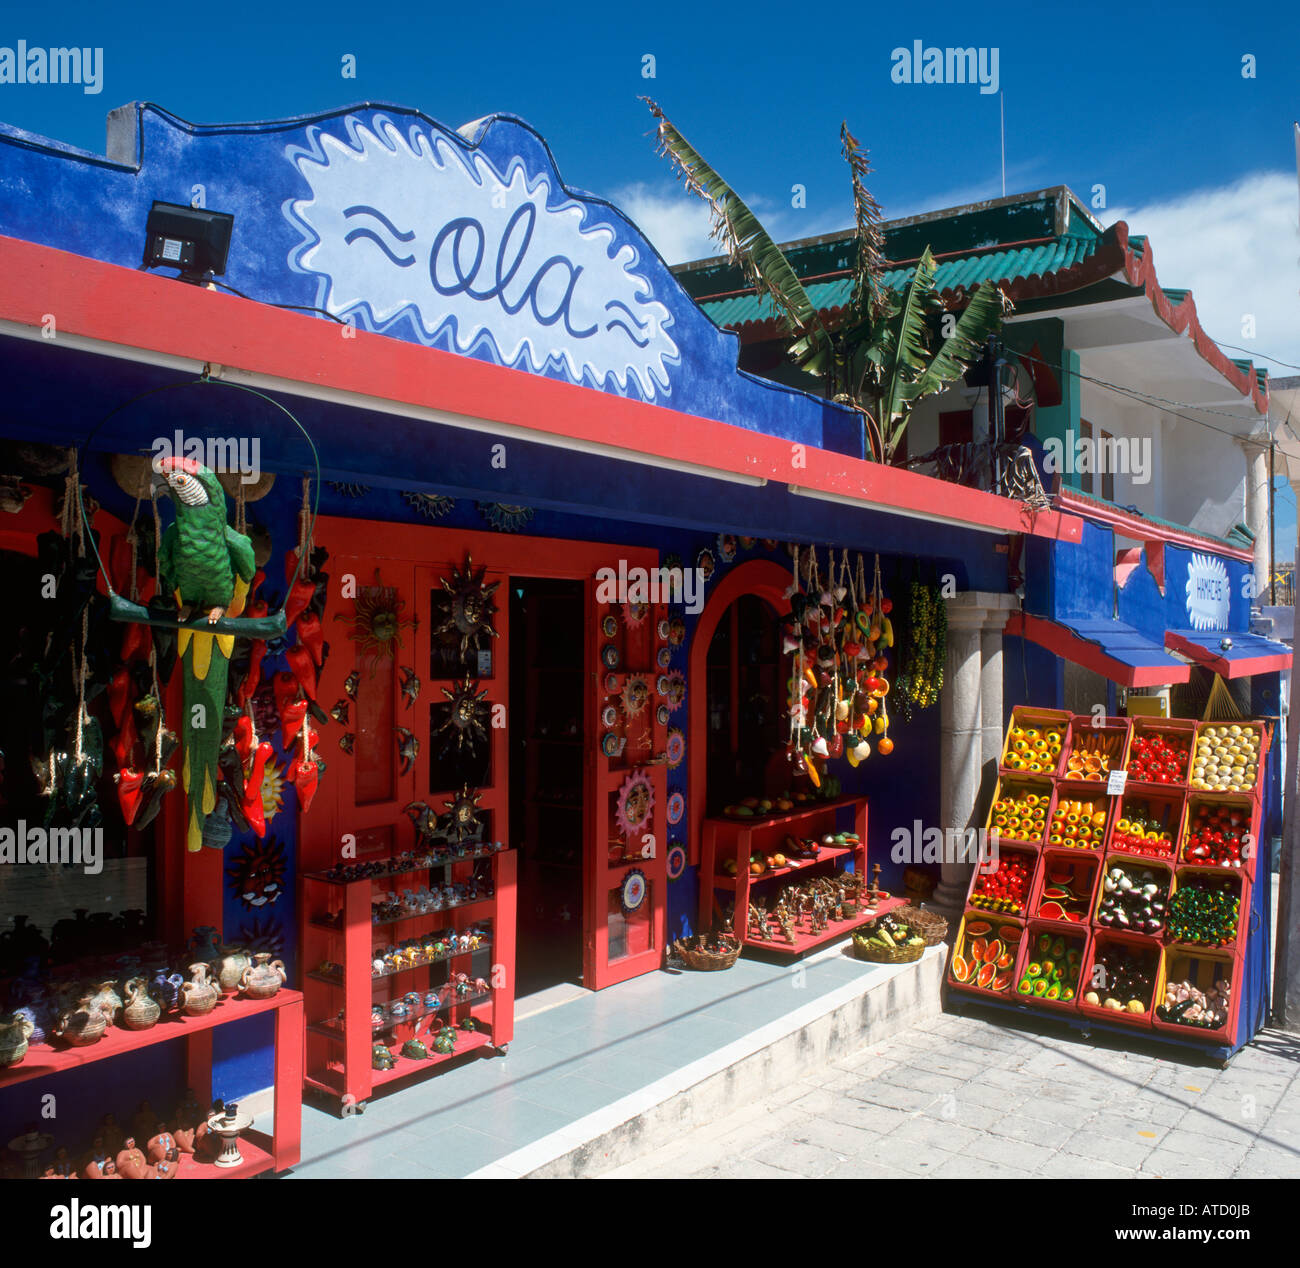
left=2, top=0, right=1297, bottom=550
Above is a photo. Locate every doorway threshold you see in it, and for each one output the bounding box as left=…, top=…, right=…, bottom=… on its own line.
left=516, top=981, right=593, bottom=1021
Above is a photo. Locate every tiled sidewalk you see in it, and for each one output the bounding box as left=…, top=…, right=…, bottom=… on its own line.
left=275, top=944, right=929, bottom=1178
left=603, top=1009, right=1300, bottom=1179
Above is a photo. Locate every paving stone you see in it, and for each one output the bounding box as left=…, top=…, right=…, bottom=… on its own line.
left=846, top=1079, right=943, bottom=1113
left=1140, top=1148, right=1229, bottom=1179
left=1232, top=1145, right=1300, bottom=1178
left=945, top=1100, right=1007, bottom=1131
left=791, top=1114, right=889, bottom=1157
left=1038, top=1152, right=1139, bottom=1179
left=1087, top=1111, right=1173, bottom=1149
left=1177, top=1107, right=1262, bottom=1145
left=1060, top=1128, right=1156, bottom=1170
left=835, top=1101, right=918, bottom=1136
left=690, top=1158, right=805, bottom=1179
left=1104, top=1090, right=1194, bottom=1128
left=960, top=1130, right=1057, bottom=1171
left=1154, top=1127, right=1248, bottom=1167
left=823, top=1157, right=913, bottom=1179
left=747, top=1138, right=843, bottom=1177
left=886, top=1113, right=983, bottom=1154
left=877, top=1065, right=966, bottom=1095
left=906, top=1051, right=989, bottom=1081
left=986, top=1113, right=1078, bottom=1150
left=929, top=1153, right=1037, bottom=1179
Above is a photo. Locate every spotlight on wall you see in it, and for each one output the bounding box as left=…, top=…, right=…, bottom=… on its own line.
left=142, top=200, right=234, bottom=285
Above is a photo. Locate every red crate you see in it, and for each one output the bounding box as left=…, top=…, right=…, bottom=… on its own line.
left=1105, top=787, right=1185, bottom=863
left=1077, top=929, right=1161, bottom=1028
left=1094, top=855, right=1174, bottom=937
left=1000, top=707, right=1071, bottom=777
left=1028, top=848, right=1100, bottom=927
left=1165, top=866, right=1250, bottom=954
left=1151, top=946, right=1243, bottom=1046
left=1060, top=715, right=1131, bottom=784
left=1123, top=715, right=1196, bottom=789
left=966, top=844, right=1037, bottom=918
left=1045, top=782, right=1112, bottom=851
left=1177, top=794, right=1259, bottom=882
left=1012, top=922, right=1091, bottom=1012
left=947, top=909, right=1023, bottom=998
left=1190, top=721, right=1269, bottom=801
left=986, top=775, right=1054, bottom=848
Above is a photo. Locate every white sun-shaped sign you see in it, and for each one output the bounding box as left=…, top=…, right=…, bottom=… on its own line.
left=1185, top=553, right=1230, bottom=631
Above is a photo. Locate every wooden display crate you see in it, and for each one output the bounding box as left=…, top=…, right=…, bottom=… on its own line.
left=1000, top=707, right=1071, bottom=776
left=966, top=843, right=1037, bottom=918
left=1094, top=855, right=1174, bottom=937
left=1164, top=865, right=1249, bottom=954
left=1105, top=786, right=1185, bottom=863
left=1177, top=793, right=1260, bottom=882
left=1189, top=720, right=1269, bottom=800
left=1076, top=929, right=1161, bottom=1029
left=1045, top=781, right=1112, bottom=850
left=1060, top=714, right=1131, bottom=784
left=1012, top=922, right=1090, bottom=1012
left=947, top=910, right=1023, bottom=998
left=1028, top=848, right=1100, bottom=927
left=1152, top=946, right=1243, bottom=1046
left=986, top=775, right=1054, bottom=848
left=1123, top=715, right=1196, bottom=789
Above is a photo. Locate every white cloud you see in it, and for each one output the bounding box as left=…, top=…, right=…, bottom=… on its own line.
left=612, top=181, right=718, bottom=266
left=1100, top=173, right=1300, bottom=376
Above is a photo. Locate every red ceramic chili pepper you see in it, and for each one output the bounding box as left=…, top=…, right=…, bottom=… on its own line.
left=288, top=754, right=322, bottom=813
left=280, top=699, right=309, bottom=749
left=109, top=715, right=138, bottom=771
left=284, top=644, right=318, bottom=701
left=296, top=610, right=325, bottom=667
left=283, top=577, right=317, bottom=632
left=115, top=768, right=145, bottom=825
left=232, top=715, right=255, bottom=764
left=241, top=742, right=273, bottom=838
left=273, top=670, right=300, bottom=719
left=107, top=667, right=133, bottom=730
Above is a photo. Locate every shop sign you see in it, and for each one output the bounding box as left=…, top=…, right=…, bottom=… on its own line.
left=1185, top=553, right=1230, bottom=631
left=288, top=115, right=679, bottom=399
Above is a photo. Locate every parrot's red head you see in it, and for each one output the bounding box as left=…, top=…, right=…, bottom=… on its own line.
left=152, top=454, right=221, bottom=508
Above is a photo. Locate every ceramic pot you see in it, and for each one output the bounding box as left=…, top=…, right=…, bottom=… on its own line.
left=239, top=953, right=285, bottom=1000
left=0, top=1012, right=34, bottom=1067
left=150, top=968, right=184, bottom=1013
left=188, top=925, right=221, bottom=963
left=89, top=980, right=123, bottom=1026
left=53, top=996, right=107, bottom=1047
left=10, top=997, right=50, bottom=1047
left=180, top=964, right=219, bottom=1016
left=122, top=978, right=161, bottom=1031
left=213, top=946, right=251, bottom=995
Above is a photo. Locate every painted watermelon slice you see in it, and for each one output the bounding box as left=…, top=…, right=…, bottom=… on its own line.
left=1038, top=901, right=1068, bottom=920
left=995, top=950, right=1015, bottom=970
left=983, top=939, right=1003, bottom=965
left=976, top=963, right=996, bottom=988
left=951, top=954, right=973, bottom=983
left=999, top=925, right=1022, bottom=943
left=965, top=920, right=993, bottom=938
left=969, top=936, right=988, bottom=962
left=1047, top=866, right=1072, bottom=886
left=1043, top=886, right=1072, bottom=901
left=991, top=969, right=1013, bottom=992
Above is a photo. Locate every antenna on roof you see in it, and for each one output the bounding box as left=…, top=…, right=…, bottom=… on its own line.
left=1000, top=94, right=1006, bottom=198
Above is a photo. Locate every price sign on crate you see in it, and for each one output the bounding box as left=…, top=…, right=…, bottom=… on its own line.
left=1106, top=769, right=1128, bottom=796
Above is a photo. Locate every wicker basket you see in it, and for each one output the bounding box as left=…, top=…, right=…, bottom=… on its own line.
left=852, top=914, right=926, bottom=964
left=900, top=904, right=949, bottom=947
left=672, top=935, right=741, bottom=971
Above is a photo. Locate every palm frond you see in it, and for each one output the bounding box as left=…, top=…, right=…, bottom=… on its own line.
left=839, top=123, right=887, bottom=320
left=641, top=98, right=822, bottom=346
left=912, top=281, right=1011, bottom=401
left=879, top=248, right=939, bottom=435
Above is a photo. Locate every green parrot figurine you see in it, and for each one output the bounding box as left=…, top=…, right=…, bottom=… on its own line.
left=152, top=455, right=256, bottom=852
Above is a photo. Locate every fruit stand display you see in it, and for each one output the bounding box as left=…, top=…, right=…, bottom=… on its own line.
left=948, top=706, right=1274, bottom=1058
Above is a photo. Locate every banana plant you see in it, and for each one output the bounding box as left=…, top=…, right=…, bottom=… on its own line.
left=642, top=101, right=1011, bottom=464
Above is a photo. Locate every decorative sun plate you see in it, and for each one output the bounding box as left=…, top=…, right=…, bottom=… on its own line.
left=435, top=677, right=490, bottom=754
left=624, top=601, right=649, bottom=628
left=666, top=791, right=685, bottom=826
left=436, top=556, right=499, bottom=657
left=477, top=502, right=534, bottom=533
left=716, top=533, right=738, bottom=563
left=614, top=770, right=655, bottom=839
left=697, top=548, right=716, bottom=582
left=662, top=669, right=686, bottom=711
left=621, top=674, right=650, bottom=717
left=666, top=844, right=687, bottom=880
left=666, top=728, right=685, bottom=769
left=620, top=868, right=648, bottom=914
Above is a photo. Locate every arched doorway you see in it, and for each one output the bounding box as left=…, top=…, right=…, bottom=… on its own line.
left=687, top=560, right=792, bottom=866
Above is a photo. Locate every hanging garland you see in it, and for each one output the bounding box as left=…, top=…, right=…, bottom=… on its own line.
left=893, top=575, right=947, bottom=722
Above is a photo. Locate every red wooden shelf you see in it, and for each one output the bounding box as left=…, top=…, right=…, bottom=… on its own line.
left=712, top=843, right=855, bottom=886
left=744, top=894, right=910, bottom=954
left=0, top=991, right=303, bottom=1177
left=704, top=794, right=865, bottom=833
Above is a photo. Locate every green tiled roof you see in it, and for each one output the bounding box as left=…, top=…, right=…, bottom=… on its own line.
left=698, top=236, right=1102, bottom=330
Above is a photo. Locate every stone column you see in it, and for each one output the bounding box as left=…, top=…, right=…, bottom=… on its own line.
left=1240, top=435, right=1270, bottom=603
left=929, top=593, right=1020, bottom=922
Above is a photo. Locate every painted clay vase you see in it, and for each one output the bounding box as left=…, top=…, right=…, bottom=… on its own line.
left=180, top=963, right=219, bottom=1016
left=89, top=979, right=123, bottom=1026
left=122, top=978, right=161, bottom=1031
left=53, top=994, right=107, bottom=1047
left=0, top=1012, right=34, bottom=1067
left=213, top=946, right=251, bottom=995
left=150, top=967, right=184, bottom=1014
left=10, top=998, right=49, bottom=1047
left=239, top=953, right=285, bottom=1000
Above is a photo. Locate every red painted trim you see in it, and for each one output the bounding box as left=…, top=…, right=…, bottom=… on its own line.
left=1164, top=631, right=1292, bottom=680
left=687, top=560, right=795, bottom=873
left=1005, top=612, right=1190, bottom=687
left=1057, top=488, right=1254, bottom=564
left=1114, top=546, right=1143, bottom=590
left=0, top=234, right=1082, bottom=545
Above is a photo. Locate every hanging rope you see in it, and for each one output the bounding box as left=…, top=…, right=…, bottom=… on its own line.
left=73, top=609, right=88, bottom=765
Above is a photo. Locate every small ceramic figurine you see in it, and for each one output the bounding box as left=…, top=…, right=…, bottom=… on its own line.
left=42, top=1147, right=75, bottom=1179
left=432, top=1025, right=457, bottom=1055
left=131, top=1101, right=157, bottom=1146
left=115, top=1136, right=152, bottom=1180
left=401, top=1038, right=429, bottom=1060
left=97, top=1113, right=125, bottom=1155
left=372, top=1042, right=397, bottom=1071
left=81, top=1137, right=118, bottom=1179
left=172, top=1089, right=201, bottom=1154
